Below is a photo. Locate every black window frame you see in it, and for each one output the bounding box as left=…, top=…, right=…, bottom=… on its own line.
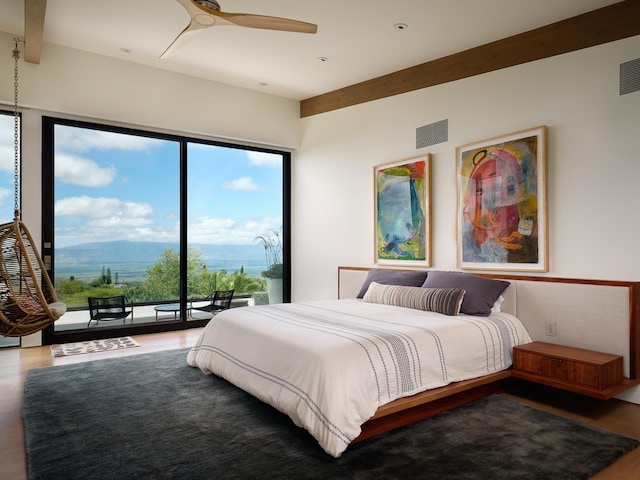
left=0, top=110, right=22, bottom=349
left=41, top=116, right=290, bottom=345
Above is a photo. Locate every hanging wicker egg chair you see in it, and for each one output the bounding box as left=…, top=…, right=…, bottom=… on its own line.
left=0, top=219, right=67, bottom=336
left=0, top=38, right=66, bottom=337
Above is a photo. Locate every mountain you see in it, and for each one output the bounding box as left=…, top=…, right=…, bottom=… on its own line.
left=55, top=240, right=265, bottom=264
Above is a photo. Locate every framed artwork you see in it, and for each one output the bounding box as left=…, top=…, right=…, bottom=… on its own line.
left=374, top=155, right=431, bottom=266
left=456, top=126, right=548, bottom=271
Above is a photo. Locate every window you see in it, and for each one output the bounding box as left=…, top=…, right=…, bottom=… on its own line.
left=42, top=117, right=289, bottom=343
left=0, top=111, right=18, bottom=223
left=0, top=111, right=20, bottom=348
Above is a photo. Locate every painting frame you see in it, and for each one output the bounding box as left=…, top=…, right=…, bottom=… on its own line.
left=456, top=126, right=548, bottom=272
left=374, top=154, right=431, bottom=267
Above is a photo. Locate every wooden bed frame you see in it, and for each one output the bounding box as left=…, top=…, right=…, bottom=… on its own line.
left=337, top=266, right=640, bottom=443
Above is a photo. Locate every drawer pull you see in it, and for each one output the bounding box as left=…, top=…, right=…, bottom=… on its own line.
left=543, top=356, right=563, bottom=364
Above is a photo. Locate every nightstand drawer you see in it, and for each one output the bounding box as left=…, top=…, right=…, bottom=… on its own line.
left=513, top=350, right=601, bottom=388
left=512, top=342, right=624, bottom=396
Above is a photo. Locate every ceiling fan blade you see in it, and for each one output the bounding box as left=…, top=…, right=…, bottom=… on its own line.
left=215, top=11, right=317, bottom=34
left=161, top=0, right=317, bottom=59
left=160, top=19, right=207, bottom=58
left=179, top=1, right=316, bottom=33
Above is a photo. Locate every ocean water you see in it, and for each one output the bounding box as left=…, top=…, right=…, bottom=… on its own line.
left=55, top=260, right=266, bottom=284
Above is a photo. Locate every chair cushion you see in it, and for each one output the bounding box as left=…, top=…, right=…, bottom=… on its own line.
left=48, top=302, right=67, bottom=319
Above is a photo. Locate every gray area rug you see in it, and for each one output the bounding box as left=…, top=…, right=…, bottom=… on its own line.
left=23, top=348, right=638, bottom=480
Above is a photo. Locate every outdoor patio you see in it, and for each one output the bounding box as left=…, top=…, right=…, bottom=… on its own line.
left=54, top=297, right=253, bottom=331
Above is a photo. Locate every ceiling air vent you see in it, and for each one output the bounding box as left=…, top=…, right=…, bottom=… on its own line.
left=416, top=119, right=448, bottom=149
left=620, top=58, right=640, bottom=96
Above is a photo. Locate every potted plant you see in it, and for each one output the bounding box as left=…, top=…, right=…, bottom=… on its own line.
left=252, top=291, right=269, bottom=306
left=254, top=229, right=283, bottom=304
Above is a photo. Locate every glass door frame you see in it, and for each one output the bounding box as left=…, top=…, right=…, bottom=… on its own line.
left=0, top=111, right=22, bottom=348
left=41, top=116, right=291, bottom=345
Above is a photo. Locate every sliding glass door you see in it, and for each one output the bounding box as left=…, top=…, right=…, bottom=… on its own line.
left=42, top=117, right=288, bottom=344
left=186, top=143, right=284, bottom=318
left=0, top=111, right=21, bottom=348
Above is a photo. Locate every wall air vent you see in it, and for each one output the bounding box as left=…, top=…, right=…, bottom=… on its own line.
left=416, top=119, right=448, bottom=149
left=620, top=58, right=640, bottom=96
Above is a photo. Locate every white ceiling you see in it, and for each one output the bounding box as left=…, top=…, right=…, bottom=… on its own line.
left=0, top=0, right=622, bottom=100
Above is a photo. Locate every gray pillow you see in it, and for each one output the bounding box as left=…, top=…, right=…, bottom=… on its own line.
left=356, top=269, right=429, bottom=298
left=421, top=271, right=509, bottom=316
left=362, top=282, right=465, bottom=316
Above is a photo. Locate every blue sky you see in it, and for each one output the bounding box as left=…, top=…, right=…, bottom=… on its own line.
left=51, top=124, right=283, bottom=247
left=0, top=113, right=18, bottom=223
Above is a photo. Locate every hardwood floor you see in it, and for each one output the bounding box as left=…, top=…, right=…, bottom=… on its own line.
left=1, top=330, right=639, bottom=479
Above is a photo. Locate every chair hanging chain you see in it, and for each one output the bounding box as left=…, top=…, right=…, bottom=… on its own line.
left=12, top=38, right=21, bottom=219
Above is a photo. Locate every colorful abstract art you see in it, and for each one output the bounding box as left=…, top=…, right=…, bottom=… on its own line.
left=374, top=155, right=431, bottom=266
left=456, top=126, right=548, bottom=271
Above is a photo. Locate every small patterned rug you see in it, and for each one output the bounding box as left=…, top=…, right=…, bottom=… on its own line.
left=50, top=336, right=140, bottom=357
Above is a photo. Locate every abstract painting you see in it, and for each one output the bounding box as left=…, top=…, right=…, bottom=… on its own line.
left=456, top=126, right=548, bottom=271
left=374, top=155, right=431, bottom=266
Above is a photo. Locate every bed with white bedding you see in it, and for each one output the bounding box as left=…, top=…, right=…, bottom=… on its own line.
left=187, top=297, right=532, bottom=457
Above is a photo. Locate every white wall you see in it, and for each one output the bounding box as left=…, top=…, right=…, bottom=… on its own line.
left=0, top=31, right=301, bottom=346
left=0, top=31, right=301, bottom=237
left=0, top=33, right=301, bottom=149
left=293, top=35, right=640, bottom=303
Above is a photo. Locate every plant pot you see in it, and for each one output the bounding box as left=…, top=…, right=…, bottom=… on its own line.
left=266, top=277, right=283, bottom=304
left=252, top=292, right=269, bottom=306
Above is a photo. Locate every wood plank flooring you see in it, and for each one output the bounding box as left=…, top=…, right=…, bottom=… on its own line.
left=1, top=330, right=638, bottom=479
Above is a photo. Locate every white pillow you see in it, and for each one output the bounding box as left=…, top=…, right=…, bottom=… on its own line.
left=491, top=295, right=504, bottom=313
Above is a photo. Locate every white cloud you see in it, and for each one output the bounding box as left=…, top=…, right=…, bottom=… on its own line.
left=222, top=176, right=260, bottom=191
left=55, top=153, right=117, bottom=187
left=0, top=115, right=17, bottom=173
left=126, top=226, right=179, bottom=243
left=187, top=217, right=238, bottom=244
left=54, top=205, right=282, bottom=247
left=0, top=187, right=12, bottom=207
left=244, top=217, right=282, bottom=234
left=0, top=147, right=13, bottom=172
left=55, top=195, right=153, bottom=221
left=55, top=125, right=160, bottom=153
left=54, top=196, right=160, bottom=246
left=55, top=223, right=180, bottom=247
left=91, top=215, right=154, bottom=228
left=187, top=216, right=281, bottom=244
left=247, top=151, right=282, bottom=168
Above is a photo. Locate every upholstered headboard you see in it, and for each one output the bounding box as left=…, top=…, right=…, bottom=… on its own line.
left=338, top=266, right=640, bottom=383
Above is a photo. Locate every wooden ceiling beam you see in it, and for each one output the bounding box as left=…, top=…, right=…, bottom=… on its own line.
left=24, top=0, right=47, bottom=64
left=300, top=0, right=640, bottom=118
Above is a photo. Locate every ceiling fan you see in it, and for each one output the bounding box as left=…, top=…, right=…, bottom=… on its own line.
left=161, top=0, right=318, bottom=58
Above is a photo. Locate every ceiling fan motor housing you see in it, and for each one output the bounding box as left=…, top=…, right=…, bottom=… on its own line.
left=195, top=0, right=221, bottom=11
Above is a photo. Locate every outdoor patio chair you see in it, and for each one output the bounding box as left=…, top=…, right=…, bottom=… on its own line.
left=87, top=295, right=133, bottom=327
left=191, top=289, right=234, bottom=316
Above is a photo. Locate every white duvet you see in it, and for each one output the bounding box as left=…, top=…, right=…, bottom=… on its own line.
left=187, top=299, right=532, bottom=457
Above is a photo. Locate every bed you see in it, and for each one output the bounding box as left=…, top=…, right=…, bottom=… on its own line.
left=188, top=267, right=640, bottom=456
left=187, top=269, right=533, bottom=457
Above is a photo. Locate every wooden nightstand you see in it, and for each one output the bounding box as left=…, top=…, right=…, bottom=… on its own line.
left=512, top=342, right=635, bottom=399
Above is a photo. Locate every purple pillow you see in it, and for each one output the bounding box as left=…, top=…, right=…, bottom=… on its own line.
left=356, top=269, right=429, bottom=298
left=421, top=270, right=509, bottom=316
